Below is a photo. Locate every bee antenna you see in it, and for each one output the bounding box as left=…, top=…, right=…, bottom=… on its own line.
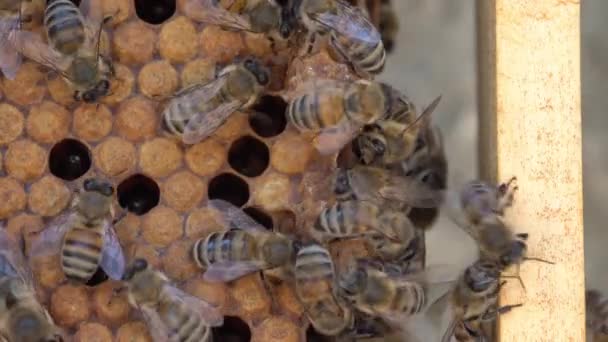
left=524, top=257, right=555, bottom=265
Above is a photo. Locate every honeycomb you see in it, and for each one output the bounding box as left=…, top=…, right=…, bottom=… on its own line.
left=0, top=0, right=419, bottom=341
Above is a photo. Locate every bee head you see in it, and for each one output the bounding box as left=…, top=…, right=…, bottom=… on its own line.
left=353, top=128, right=386, bottom=165
left=500, top=240, right=527, bottom=269
left=243, top=58, right=270, bottom=86
left=465, top=260, right=500, bottom=292
left=83, top=178, right=114, bottom=197
left=8, top=308, right=62, bottom=342
left=333, top=168, right=352, bottom=198
left=339, top=265, right=367, bottom=297
left=122, top=258, right=149, bottom=281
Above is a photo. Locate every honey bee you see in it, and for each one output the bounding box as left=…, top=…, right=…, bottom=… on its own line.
left=290, top=0, right=386, bottom=77
left=441, top=260, right=522, bottom=342
left=192, top=199, right=299, bottom=283
left=29, top=177, right=125, bottom=284
left=0, top=0, right=26, bottom=79
left=353, top=95, right=442, bottom=167
left=120, top=258, right=224, bottom=342
left=162, top=57, right=270, bottom=145
left=286, top=79, right=410, bottom=155
left=366, top=227, right=423, bottom=275
left=184, top=0, right=294, bottom=45
left=295, top=243, right=353, bottom=336
left=0, top=227, right=64, bottom=342
left=586, top=290, right=608, bottom=339
left=13, top=0, right=114, bottom=102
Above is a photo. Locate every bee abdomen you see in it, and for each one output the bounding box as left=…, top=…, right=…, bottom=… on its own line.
left=314, top=202, right=350, bottom=238
left=178, top=309, right=210, bottom=342
left=288, top=93, right=320, bottom=131
left=295, top=245, right=334, bottom=281
left=45, top=0, right=85, bottom=55
left=61, top=228, right=103, bottom=283
left=330, top=34, right=386, bottom=75
left=395, top=282, right=425, bottom=315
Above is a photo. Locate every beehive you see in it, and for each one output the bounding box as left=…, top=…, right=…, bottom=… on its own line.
left=0, top=0, right=416, bottom=340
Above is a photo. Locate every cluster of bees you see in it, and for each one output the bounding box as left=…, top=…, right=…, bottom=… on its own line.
left=0, top=0, right=558, bottom=341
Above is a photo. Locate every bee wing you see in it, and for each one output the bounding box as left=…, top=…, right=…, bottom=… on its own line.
left=79, top=0, right=105, bottom=50
left=29, top=211, right=74, bottom=258
left=0, top=16, right=22, bottom=79
left=182, top=100, right=244, bottom=144
left=164, top=284, right=224, bottom=326
left=140, top=306, right=174, bottom=342
left=207, top=199, right=268, bottom=232
left=0, top=227, right=34, bottom=288
left=203, top=260, right=265, bottom=283
left=184, top=0, right=253, bottom=31
left=376, top=173, right=445, bottom=208
left=313, top=0, right=381, bottom=43
left=313, top=120, right=362, bottom=156
left=100, top=221, right=125, bottom=280
left=12, top=30, right=71, bottom=72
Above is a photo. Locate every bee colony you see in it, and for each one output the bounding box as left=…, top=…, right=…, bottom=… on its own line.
left=0, top=0, right=559, bottom=341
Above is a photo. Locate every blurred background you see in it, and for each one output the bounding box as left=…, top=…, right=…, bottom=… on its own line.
left=375, top=1, right=605, bottom=338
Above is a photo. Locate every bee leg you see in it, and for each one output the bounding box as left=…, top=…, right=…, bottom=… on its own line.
left=497, top=176, right=518, bottom=213
left=478, top=303, right=523, bottom=323
left=260, top=272, right=280, bottom=314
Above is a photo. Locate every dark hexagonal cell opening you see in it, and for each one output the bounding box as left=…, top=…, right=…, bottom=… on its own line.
left=306, top=325, right=335, bottom=342
left=134, top=0, right=176, bottom=25
left=49, top=139, right=92, bottom=181
left=212, top=316, right=251, bottom=342
left=117, top=174, right=160, bottom=216
left=228, top=136, right=269, bottom=177
left=208, top=173, right=249, bottom=207
left=249, top=95, right=288, bottom=138
left=85, top=267, right=108, bottom=287
left=243, top=207, right=273, bottom=230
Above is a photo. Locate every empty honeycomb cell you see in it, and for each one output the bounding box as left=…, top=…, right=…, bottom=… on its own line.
left=116, top=321, right=152, bottom=342
left=51, top=284, right=91, bottom=327
left=135, top=0, right=176, bottom=24
left=213, top=316, right=252, bottom=342
left=0, top=104, right=24, bottom=145
left=102, top=0, right=132, bottom=25
left=102, top=64, right=135, bottom=106
left=93, top=281, right=132, bottom=325
left=5, top=139, right=46, bottom=182
left=230, top=274, right=271, bottom=322
left=271, top=134, right=314, bottom=174
left=200, top=26, right=245, bottom=63
left=185, top=139, right=226, bottom=177
left=115, top=96, right=157, bottom=141
left=26, top=101, right=70, bottom=144
left=86, top=267, right=110, bottom=287
left=214, top=111, right=250, bottom=141
left=138, top=60, right=179, bottom=99
left=243, top=207, right=273, bottom=229
left=139, top=137, right=183, bottom=178
left=0, top=177, right=26, bottom=219
left=141, top=205, right=183, bottom=247
left=185, top=207, right=224, bottom=239
left=162, top=240, right=199, bottom=281
left=181, top=58, right=216, bottom=88
left=208, top=173, right=250, bottom=207
left=49, top=139, right=92, bottom=181
left=47, top=73, right=75, bottom=106
left=254, top=316, right=300, bottom=342
left=72, top=104, right=113, bottom=142
left=112, top=21, right=157, bottom=65
left=229, top=136, right=270, bottom=177
left=32, top=254, right=64, bottom=289
left=117, top=174, right=160, bottom=215
left=114, top=213, right=141, bottom=246
left=94, top=137, right=136, bottom=177
left=159, top=16, right=199, bottom=63
left=251, top=171, right=292, bottom=211
left=275, top=282, right=304, bottom=320
left=163, top=171, right=205, bottom=212
left=74, top=322, right=113, bottom=342
left=28, top=175, right=71, bottom=217
left=249, top=95, right=288, bottom=138
left=1, top=62, right=46, bottom=106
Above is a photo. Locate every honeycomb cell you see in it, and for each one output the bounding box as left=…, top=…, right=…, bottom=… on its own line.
left=116, top=321, right=152, bottom=342
left=47, top=73, right=75, bottom=106
left=93, top=281, right=131, bottom=325
left=159, top=16, right=199, bottom=63
left=5, top=139, right=46, bottom=182
left=162, top=240, right=199, bottom=281
left=251, top=171, right=292, bottom=211
left=26, top=101, right=70, bottom=144
left=72, top=104, right=113, bottom=142
left=0, top=177, right=26, bottom=219
left=181, top=58, right=216, bottom=88
left=285, top=50, right=356, bottom=92
left=28, top=175, right=71, bottom=217
left=163, top=171, right=205, bottom=212
left=86, top=267, right=110, bottom=287
left=94, top=137, right=136, bottom=177
left=0, top=104, right=24, bottom=145
left=6, top=213, right=43, bottom=245
left=208, top=173, right=249, bottom=207
left=231, top=274, right=271, bottom=322
left=254, top=316, right=300, bottom=342
left=117, top=174, right=160, bottom=215
left=139, top=138, right=183, bottom=178
left=213, top=316, right=252, bottom=342
left=74, top=322, right=113, bottom=342
left=102, top=64, right=134, bottom=106
left=50, top=284, right=91, bottom=327
left=184, top=277, right=228, bottom=310
left=135, top=0, right=176, bottom=24
left=114, top=213, right=142, bottom=246
left=32, top=254, right=64, bottom=289
left=271, top=134, right=314, bottom=174
left=113, top=21, right=157, bottom=65
left=185, top=207, right=224, bottom=239
left=244, top=32, right=273, bottom=58
left=243, top=207, right=273, bottom=230
left=228, top=136, right=269, bottom=177
left=115, top=96, right=157, bottom=141
left=275, top=282, right=304, bottom=319
left=138, top=60, right=179, bottom=99
left=141, top=206, right=183, bottom=247
left=185, top=139, right=226, bottom=177
left=215, top=112, right=250, bottom=141
left=249, top=95, right=288, bottom=138
left=49, top=139, right=92, bottom=181
left=131, top=244, right=162, bottom=269
left=200, top=26, right=245, bottom=63
left=102, top=0, right=132, bottom=25
left=1, top=62, right=46, bottom=106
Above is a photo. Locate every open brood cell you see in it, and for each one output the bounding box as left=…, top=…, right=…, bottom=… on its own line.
left=0, top=0, right=403, bottom=340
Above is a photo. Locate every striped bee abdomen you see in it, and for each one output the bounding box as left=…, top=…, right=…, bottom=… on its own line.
left=61, top=227, right=103, bottom=283
left=330, top=33, right=386, bottom=75
left=192, top=230, right=259, bottom=269
left=395, top=282, right=425, bottom=315
left=45, top=0, right=85, bottom=55
left=158, top=299, right=211, bottom=342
